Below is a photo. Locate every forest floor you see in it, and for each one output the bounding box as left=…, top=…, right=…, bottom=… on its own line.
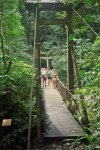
left=31, top=139, right=86, bottom=150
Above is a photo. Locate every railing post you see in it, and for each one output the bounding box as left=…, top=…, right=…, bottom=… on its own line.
left=66, top=89, right=70, bottom=102
left=80, top=94, right=90, bottom=133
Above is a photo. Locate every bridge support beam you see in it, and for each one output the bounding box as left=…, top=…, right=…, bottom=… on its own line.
left=34, top=9, right=42, bottom=140
left=67, top=7, right=74, bottom=93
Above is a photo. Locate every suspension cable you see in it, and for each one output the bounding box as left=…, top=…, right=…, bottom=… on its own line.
left=27, top=7, right=38, bottom=150
left=73, top=8, right=100, bottom=37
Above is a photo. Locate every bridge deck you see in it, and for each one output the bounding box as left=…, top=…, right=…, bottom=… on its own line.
left=43, top=84, right=83, bottom=138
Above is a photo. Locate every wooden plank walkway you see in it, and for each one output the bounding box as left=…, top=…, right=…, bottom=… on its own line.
left=43, top=84, right=83, bottom=138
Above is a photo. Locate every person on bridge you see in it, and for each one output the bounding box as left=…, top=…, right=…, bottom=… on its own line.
left=52, top=71, right=58, bottom=88
left=47, top=69, right=53, bottom=86
left=41, top=68, right=47, bottom=86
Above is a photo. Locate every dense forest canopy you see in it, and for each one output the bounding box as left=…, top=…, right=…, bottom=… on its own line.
left=0, top=0, right=100, bottom=149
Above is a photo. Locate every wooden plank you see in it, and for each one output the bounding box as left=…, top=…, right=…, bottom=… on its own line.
left=39, top=19, right=68, bottom=25
left=25, top=2, right=70, bottom=12
left=40, top=57, right=53, bottom=59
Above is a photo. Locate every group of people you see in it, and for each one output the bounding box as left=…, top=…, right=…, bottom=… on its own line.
left=41, top=68, right=58, bottom=88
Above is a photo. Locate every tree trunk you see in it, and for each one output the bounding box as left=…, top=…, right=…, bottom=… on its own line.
left=0, top=1, right=7, bottom=68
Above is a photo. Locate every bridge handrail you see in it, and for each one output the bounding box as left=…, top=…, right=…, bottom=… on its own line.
left=56, top=78, right=90, bottom=131
left=56, top=79, right=69, bottom=101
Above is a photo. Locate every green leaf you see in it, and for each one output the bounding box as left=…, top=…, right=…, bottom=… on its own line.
left=72, top=0, right=79, bottom=8
left=84, top=0, right=94, bottom=6
left=86, top=15, right=94, bottom=22
left=69, top=34, right=76, bottom=41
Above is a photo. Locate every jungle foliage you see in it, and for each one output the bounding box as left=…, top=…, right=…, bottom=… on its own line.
left=0, top=0, right=100, bottom=149
left=0, top=0, right=36, bottom=149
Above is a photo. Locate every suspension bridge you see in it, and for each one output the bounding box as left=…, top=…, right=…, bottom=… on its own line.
left=25, top=0, right=91, bottom=149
